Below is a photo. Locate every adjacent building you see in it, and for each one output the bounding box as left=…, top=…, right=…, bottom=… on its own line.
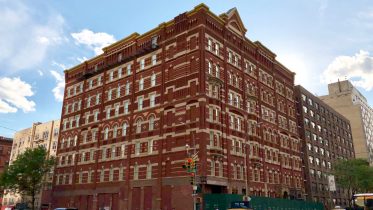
left=52, top=4, right=304, bottom=210
left=295, top=86, right=355, bottom=208
left=319, top=80, right=373, bottom=165
left=0, top=136, right=13, bottom=207
left=2, top=120, right=60, bottom=209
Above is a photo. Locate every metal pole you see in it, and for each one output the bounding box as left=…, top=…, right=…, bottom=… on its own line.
left=193, top=131, right=196, bottom=210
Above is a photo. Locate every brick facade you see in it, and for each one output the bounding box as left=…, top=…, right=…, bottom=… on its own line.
left=0, top=136, right=12, bottom=207
left=52, top=4, right=304, bottom=210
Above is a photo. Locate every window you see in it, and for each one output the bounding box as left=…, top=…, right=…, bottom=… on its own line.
left=215, top=43, right=219, bottom=55
left=136, top=119, right=142, bottom=133
left=89, top=80, right=93, bottom=89
left=126, top=82, right=130, bottom=95
left=146, top=163, right=152, bottom=179
left=228, top=51, right=232, bottom=63
left=139, top=78, right=144, bottom=91
left=113, top=125, right=118, bottom=138
left=109, top=71, right=113, bottom=81
left=151, top=73, right=156, bottom=87
left=115, top=104, right=119, bottom=116
left=135, top=142, right=140, bottom=155
left=106, top=109, right=110, bottom=119
left=138, top=97, right=143, bottom=110
left=152, top=54, right=157, bottom=65
left=104, top=128, right=109, bottom=140
left=150, top=94, right=156, bottom=107
left=117, top=86, right=121, bottom=98
left=215, top=65, right=219, bottom=78
left=127, top=64, right=131, bottom=75
left=124, top=101, right=129, bottom=114
left=94, top=111, right=99, bottom=122
left=210, top=161, right=217, bottom=177
left=149, top=116, right=155, bottom=131
left=207, top=39, right=212, bottom=51
left=134, top=164, right=139, bottom=180
left=108, top=89, right=112, bottom=101
left=148, top=139, right=153, bottom=153
left=234, top=55, right=238, bottom=66
left=96, top=94, right=100, bottom=105
left=140, top=59, right=145, bottom=70
left=208, top=61, right=212, bottom=74
left=122, top=123, right=128, bottom=136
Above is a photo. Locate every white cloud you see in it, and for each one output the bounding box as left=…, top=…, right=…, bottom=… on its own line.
left=38, top=70, right=43, bottom=76
left=0, top=1, right=65, bottom=72
left=52, top=60, right=67, bottom=70
left=0, top=77, right=36, bottom=113
left=71, top=29, right=116, bottom=55
left=77, top=57, right=88, bottom=63
left=50, top=70, right=65, bottom=102
left=321, top=50, right=373, bottom=91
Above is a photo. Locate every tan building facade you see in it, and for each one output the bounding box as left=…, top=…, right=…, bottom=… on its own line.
left=2, top=119, right=60, bottom=208
left=320, top=80, right=373, bottom=165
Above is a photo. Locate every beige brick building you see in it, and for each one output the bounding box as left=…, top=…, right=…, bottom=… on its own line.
left=320, top=80, right=373, bottom=165
left=2, top=119, right=60, bottom=208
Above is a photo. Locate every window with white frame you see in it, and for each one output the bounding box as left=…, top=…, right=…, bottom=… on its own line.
left=138, top=97, right=143, bottom=110
left=139, top=78, right=144, bottom=91
left=125, top=82, right=130, bottom=95
left=104, top=127, right=109, bottom=140
left=127, top=64, right=131, bottom=75
left=108, top=89, right=112, bottom=101
left=124, top=101, right=129, bottom=114
left=109, top=71, right=114, bottom=81
left=117, top=86, right=121, bottom=98
left=208, top=61, right=212, bottom=74
left=122, top=123, right=128, bottom=136
left=215, top=65, right=219, bottom=78
left=140, top=59, right=145, bottom=70
left=228, top=51, right=232, bottom=63
left=148, top=139, right=153, bottom=153
left=106, top=109, right=110, bottom=119
left=152, top=54, right=157, bottom=65
left=207, top=39, right=212, bottom=51
left=134, top=164, right=139, bottom=180
left=113, top=125, right=118, bottom=138
left=215, top=43, right=219, bottom=55
left=149, top=116, right=155, bottom=131
left=211, top=161, right=215, bottom=176
left=135, top=142, right=140, bottom=155
left=151, top=73, right=156, bottom=87
left=146, top=163, right=152, bottom=179
left=136, top=119, right=142, bottom=133
left=150, top=94, right=156, bottom=107
left=118, top=68, right=122, bottom=78
left=115, top=104, right=119, bottom=116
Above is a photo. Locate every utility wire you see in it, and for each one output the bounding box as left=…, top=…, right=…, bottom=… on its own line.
left=0, top=125, right=17, bottom=132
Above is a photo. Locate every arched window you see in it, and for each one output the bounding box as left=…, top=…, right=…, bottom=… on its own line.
left=113, top=125, right=118, bottom=138
left=104, top=127, right=109, bottom=140
left=122, top=123, right=128, bottom=136
left=74, top=135, right=78, bottom=146
left=149, top=116, right=155, bottom=131
left=136, top=119, right=142, bottom=133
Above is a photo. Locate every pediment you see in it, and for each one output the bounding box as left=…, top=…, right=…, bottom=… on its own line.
left=225, top=8, right=247, bottom=37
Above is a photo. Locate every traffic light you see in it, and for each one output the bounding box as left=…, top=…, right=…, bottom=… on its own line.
left=189, top=173, right=195, bottom=185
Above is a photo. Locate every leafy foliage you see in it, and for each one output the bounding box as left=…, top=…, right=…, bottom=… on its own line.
left=0, top=146, right=55, bottom=210
left=333, top=158, right=373, bottom=207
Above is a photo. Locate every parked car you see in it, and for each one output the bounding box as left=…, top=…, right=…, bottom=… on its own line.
left=54, top=208, right=78, bottom=210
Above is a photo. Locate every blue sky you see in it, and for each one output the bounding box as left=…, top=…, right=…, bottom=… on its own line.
left=1, top=0, right=373, bottom=138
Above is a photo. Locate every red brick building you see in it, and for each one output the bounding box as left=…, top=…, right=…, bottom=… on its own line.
left=52, top=4, right=304, bottom=210
left=0, top=136, right=13, bottom=207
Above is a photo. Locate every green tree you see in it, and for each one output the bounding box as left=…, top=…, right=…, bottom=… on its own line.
left=333, top=158, right=373, bottom=207
left=0, top=146, right=55, bottom=210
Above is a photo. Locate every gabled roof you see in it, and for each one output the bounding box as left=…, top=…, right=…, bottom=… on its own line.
left=221, top=7, right=247, bottom=37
